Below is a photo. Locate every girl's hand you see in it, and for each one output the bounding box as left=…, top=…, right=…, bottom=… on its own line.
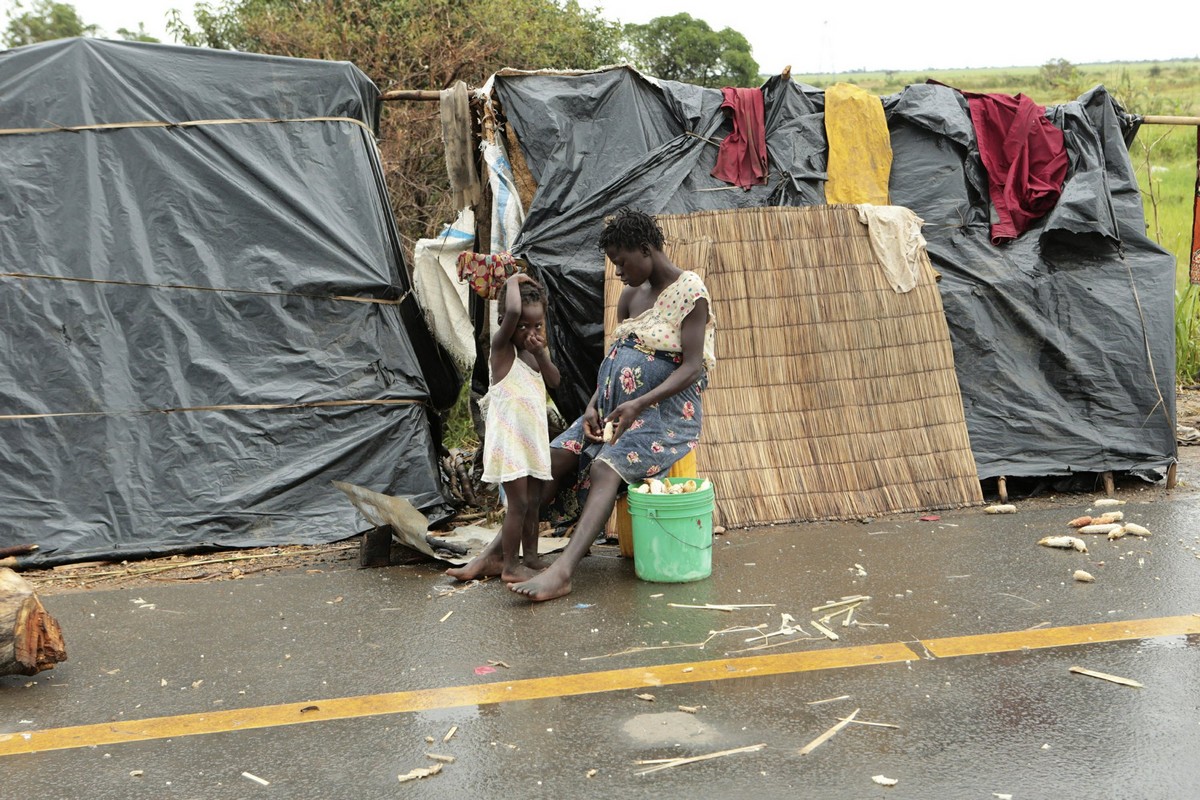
left=583, top=403, right=604, bottom=442
left=606, top=399, right=646, bottom=443
left=525, top=329, right=546, bottom=355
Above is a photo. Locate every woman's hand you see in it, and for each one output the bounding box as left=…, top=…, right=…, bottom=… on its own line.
left=606, top=398, right=647, bottom=442
left=583, top=402, right=604, bottom=442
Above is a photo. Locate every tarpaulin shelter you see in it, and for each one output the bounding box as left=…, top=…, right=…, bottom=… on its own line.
left=0, top=39, right=461, bottom=566
left=486, top=66, right=1176, bottom=485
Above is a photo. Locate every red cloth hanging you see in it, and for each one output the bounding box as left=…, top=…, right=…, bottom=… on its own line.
left=962, top=91, right=1068, bottom=244
left=711, top=87, right=768, bottom=190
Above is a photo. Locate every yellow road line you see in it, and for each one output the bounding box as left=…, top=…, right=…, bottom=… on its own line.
left=922, top=614, right=1200, bottom=657
left=0, top=642, right=916, bottom=756
left=3, top=614, right=1197, bottom=758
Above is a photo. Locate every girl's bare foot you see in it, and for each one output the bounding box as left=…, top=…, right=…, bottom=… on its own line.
left=500, top=562, right=542, bottom=583
left=445, top=551, right=504, bottom=581
left=508, top=565, right=572, bottom=601
left=522, top=554, right=552, bottom=571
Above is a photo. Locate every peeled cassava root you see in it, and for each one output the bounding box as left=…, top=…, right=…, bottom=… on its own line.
left=632, top=478, right=711, bottom=495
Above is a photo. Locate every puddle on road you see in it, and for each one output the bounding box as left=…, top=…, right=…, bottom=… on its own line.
left=622, top=711, right=722, bottom=746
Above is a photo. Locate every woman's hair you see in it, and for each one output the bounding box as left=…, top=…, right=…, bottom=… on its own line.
left=497, top=274, right=547, bottom=323
left=598, top=207, right=665, bottom=252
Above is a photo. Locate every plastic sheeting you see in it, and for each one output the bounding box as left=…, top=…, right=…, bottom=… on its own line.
left=413, top=208, right=477, bottom=375
left=493, top=67, right=1175, bottom=480
left=0, top=39, right=461, bottom=565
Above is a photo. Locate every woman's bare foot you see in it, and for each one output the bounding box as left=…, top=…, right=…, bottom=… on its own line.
left=508, top=565, right=572, bottom=601
left=500, top=562, right=542, bottom=583
left=445, top=551, right=504, bottom=581
left=522, top=554, right=552, bottom=571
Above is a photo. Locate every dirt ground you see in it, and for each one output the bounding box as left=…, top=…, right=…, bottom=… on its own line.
left=1178, top=387, right=1200, bottom=428
left=18, top=390, right=1200, bottom=597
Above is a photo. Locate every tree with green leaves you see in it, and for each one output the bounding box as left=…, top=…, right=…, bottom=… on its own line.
left=623, top=13, right=759, bottom=88
left=167, top=0, right=624, bottom=243
left=116, top=23, right=160, bottom=43
left=3, top=0, right=98, bottom=47
left=1039, top=58, right=1077, bottom=89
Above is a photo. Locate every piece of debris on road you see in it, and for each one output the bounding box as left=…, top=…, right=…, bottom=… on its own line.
left=799, top=708, right=859, bottom=755
left=397, top=763, right=443, bottom=783
left=1069, top=666, right=1143, bottom=688
left=635, top=743, right=766, bottom=775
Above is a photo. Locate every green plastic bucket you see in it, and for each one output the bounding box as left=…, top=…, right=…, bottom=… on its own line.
left=627, top=477, right=714, bottom=583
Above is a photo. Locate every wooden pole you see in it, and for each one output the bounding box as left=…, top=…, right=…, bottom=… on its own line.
left=379, top=89, right=442, bottom=102
left=1136, top=113, right=1191, bottom=494
left=997, top=476, right=1008, bottom=504
left=1140, top=115, right=1200, bottom=126
left=1102, top=471, right=1115, bottom=496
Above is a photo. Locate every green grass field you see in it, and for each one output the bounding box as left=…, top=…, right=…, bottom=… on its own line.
left=793, top=59, right=1199, bottom=381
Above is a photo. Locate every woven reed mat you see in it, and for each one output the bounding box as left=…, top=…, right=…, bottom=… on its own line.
left=604, top=205, right=982, bottom=526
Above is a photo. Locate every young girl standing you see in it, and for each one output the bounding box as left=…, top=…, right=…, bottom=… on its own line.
left=447, top=272, right=560, bottom=582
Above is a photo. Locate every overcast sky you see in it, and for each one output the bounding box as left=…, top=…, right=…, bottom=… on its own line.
left=30, top=0, right=1200, bottom=74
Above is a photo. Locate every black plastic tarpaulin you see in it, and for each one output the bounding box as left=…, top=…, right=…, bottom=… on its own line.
left=0, top=39, right=460, bottom=565
left=493, top=67, right=1175, bottom=481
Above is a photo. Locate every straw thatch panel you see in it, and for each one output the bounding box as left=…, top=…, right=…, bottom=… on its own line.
left=605, top=205, right=982, bottom=527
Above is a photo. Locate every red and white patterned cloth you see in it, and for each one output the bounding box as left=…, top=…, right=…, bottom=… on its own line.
left=456, top=251, right=521, bottom=300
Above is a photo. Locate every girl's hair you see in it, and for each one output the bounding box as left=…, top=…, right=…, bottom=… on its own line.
left=497, top=274, right=547, bottom=323
left=598, top=207, right=664, bottom=252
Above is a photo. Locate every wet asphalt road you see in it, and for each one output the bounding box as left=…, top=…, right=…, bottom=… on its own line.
left=3, top=491, right=1199, bottom=799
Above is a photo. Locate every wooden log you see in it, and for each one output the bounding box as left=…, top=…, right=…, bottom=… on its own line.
left=1166, top=462, right=1178, bottom=490
left=359, top=526, right=393, bottom=569
left=997, top=476, right=1008, bottom=504
left=0, top=567, right=67, bottom=676
left=0, top=544, right=38, bottom=559
left=379, top=89, right=441, bottom=102
left=1102, top=471, right=1115, bottom=497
